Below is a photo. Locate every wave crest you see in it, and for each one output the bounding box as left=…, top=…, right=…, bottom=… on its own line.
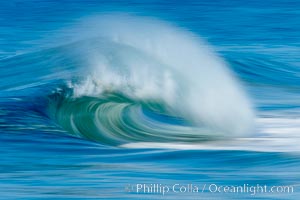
left=48, top=15, right=254, bottom=145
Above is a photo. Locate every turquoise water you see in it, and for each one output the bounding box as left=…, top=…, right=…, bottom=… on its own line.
left=1, top=1, right=300, bottom=199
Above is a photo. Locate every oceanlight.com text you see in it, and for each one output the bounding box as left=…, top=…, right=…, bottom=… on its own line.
left=125, top=183, right=294, bottom=196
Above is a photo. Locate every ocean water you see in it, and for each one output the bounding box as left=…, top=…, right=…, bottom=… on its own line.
left=1, top=0, right=300, bottom=199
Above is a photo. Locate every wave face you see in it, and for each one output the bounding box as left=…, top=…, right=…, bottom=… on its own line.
left=39, top=16, right=254, bottom=145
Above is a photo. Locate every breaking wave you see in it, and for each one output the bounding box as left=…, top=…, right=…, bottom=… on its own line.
left=44, top=15, right=254, bottom=145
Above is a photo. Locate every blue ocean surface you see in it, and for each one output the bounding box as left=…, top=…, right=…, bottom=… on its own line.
left=1, top=0, right=300, bottom=199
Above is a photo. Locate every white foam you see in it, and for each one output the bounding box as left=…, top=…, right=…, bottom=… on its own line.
left=120, top=117, right=300, bottom=152
left=69, top=15, right=255, bottom=137
left=120, top=137, right=300, bottom=152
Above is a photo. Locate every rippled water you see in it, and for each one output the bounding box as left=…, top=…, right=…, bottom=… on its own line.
left=1, top=0, right=300, bottom=199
